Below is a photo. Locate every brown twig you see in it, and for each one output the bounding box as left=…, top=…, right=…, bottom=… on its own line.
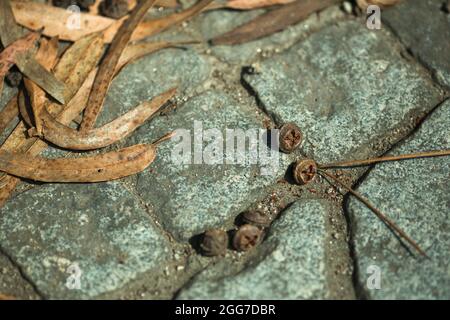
left=211, top=0, right=339, bottom=45
left=319, top=150, right=450, bottom=169
left=318, top=169, right=428, bottom=258
left=80, top=0, right=157, bottom=132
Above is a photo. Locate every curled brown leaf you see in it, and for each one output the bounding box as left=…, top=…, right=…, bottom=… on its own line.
left=11, top=0, right=207, bottom=43
left=0, top=143, right=158, bottom=183
left=23, top=37, right=59, bottom=134
left=211, top=0, right=339, bottom=45
left=31, top=87, right=176, bottom=150
left=0, top=33, right=105, bottom=208
left=1, top=0, right=66, bottom=104
left=0, top=31, right=40, bottom=96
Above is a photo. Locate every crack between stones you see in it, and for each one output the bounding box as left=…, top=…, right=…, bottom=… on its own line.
left=240, top=68, right=282, bottom=128
left=340, top=97, right=450, bottom=299
left=117, top=180, right=180, bottom=246
left=240, top=64, right=360, bottom=298
left=341, top=188, right=369, bottom=299
left=170, top=259, right=217, bottom=300
left=0, top=245, right=45, bottom=299
left=169, top=190, right=299, bottom=299
left=382, top=20, right=450, bottom=94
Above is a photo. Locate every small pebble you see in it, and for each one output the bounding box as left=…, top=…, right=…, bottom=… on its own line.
left=342, top=1, right=353, bottom=14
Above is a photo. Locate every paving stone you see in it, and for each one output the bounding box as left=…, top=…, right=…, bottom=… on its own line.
left=243, top=20, right=443, bottom=164
left=98, top=47, right=211, bottom=126
left=0, top=253, right=40, bottom=299
left=383, top=0, right=450, bottom=88
left=177, top=199, right=330, bottom=299
left=348, top=100, right=450, bottom=299
left=0, top=182, right=172, bottom=299
left=201, top=6, right=346, bottom=64
left=131, top=90, right=291, bottom=241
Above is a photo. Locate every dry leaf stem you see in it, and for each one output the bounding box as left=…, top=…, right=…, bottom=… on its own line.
left=211, top=0, right=340, bottom=45
left=319, top=150, right=450, bottom=169
left=318, top=169, right=428, bottom=257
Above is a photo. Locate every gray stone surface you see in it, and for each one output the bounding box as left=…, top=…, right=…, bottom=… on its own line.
left=0, top=2, right=448, bottom=300
left=0, top=182, right=172, bottom=299
left=383, top=0, right=450, bottom=88
left=348, top=100, right=450, bottom=299
left=0, top=253, right=40, bottom=299
left=132, top=90, right=291, bottom=241
left=243, top=20, right=443, bottom=164
left=99, top=47, right=211, bottom=126
left=200, top=6, right=346, bottom=64
left=178, top=199, right=330, bottom=299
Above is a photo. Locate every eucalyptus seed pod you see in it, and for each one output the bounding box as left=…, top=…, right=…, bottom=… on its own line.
left=293, top=159, right=317, bottom=185
left=278, top=122, right=303, bottom=153
left=233, top=224, right=263, bottom=252
left=200, top=229, right=228, bottom=257
left=242, top=210, right=271, bottom=228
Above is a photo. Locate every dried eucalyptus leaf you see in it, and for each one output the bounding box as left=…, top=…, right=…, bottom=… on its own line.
left=33, top=87, right=176, bottom=150
left=80, top=0, right=158, bottom=131
left=211, top=0, right=340, bottom=45
left=0, top=143, right=158, bottom=182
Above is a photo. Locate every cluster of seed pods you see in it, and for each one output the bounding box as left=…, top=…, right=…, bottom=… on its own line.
left=199, top=123, right=303, bottom=257
left=199, top=120, right=450, bottom=258
left=199, top=192, right=286, bottom=256
left=199, top=213, right=270, bottom=257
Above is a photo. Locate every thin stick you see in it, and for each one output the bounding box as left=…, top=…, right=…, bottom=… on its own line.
left=80, top=0, right=157, bottom=132
left=318, top=169, right=428, bottom=258
left=319, top=150, right=450, bottom=169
